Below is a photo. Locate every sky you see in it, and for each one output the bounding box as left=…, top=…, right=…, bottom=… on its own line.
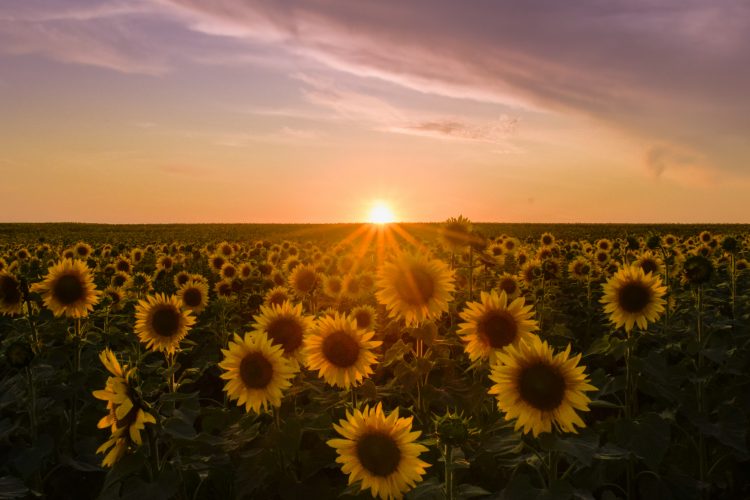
left=1, top=0, right=749, bottom=223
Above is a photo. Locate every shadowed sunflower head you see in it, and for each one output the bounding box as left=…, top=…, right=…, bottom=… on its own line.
left=682, top=255, right=714, bottom=286
left=0, top=271, right=24, bottom=316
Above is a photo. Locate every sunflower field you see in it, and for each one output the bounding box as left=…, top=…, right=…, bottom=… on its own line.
left=0, top=221, right=749, bottom=500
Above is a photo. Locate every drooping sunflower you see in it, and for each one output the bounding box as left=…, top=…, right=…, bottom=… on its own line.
left=93, top=349, right=156, bottom=467
left=488, top=335, right=596, bottom=437
left=376, top=253, right=454, bottom=326
left=601, top=264, right=666, bottom=333
left=457, top=290, right=538, bottom=362
left=0, top=271, right=24, bottom=316
left=176, top=280, right=209, bottom=314
left=328, top=403, right=430, bottom=500
left=305, top=313, right=381, bottom=389
left=219, top=332, right=296, bottom=413
left=134, top=294, right=195, bottom=353
left=252, top=300, right=314, bottom=366
left=31, top=259, right=101, bottom=318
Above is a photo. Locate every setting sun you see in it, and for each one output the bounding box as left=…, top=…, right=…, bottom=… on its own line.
left=368, top=202, right=396, bottom=224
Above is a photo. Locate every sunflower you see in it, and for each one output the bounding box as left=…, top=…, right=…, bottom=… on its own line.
left=110, top=271, right=130, bottom=289
left=177, top=280, right=209, bottom=314
left=156, top=255, right=175, bottom=271
left=457, top=290, right=538, bottom=362
left=305, top=313, right=381, bottom=389
left=328, top=403, right=430, bottom=500
left=540, top=232, right=555, bottom=247
left=219, top=332, right=296, bottom=413
left=376, top=253, right=454, bottom=326
left=323, top=275, right=344, bottom=298
left=264, top=286, right=291, bottom=307
left=601, top=264, right=666, bottom=333
left=93, top=349, right=156, bottom=467
left=220, top=263, right=238, bottom=280
left=350, top=305, right=378, bottom=332
left=635, top=251, right=664, bottom=276
left=252, top=300, right=314, bottom=366
left=441, top=215, right=476, bottom=251
left=341, top=275, right=363, bottom=300
left=288, top=264, right=319, bottom=297
left=74, top=242, right=93, bottom=259
left=31, top=259, right=101, bottom=318
left=567, top=257, right=593, bottom=282
left=489, top=335, right=596, bottom=437
left=0, top=271, right=24, bottom=316
left=518, top=259, right=542, bottom=288
left=102, top=286, right=126, bottom=311
left=681, top=255, right=714, bottom=286
left=208, top=254, right=226, bottom=273
left=134, top=294, right=195, bottom=353
left=173, top=271, right=191, bottom=288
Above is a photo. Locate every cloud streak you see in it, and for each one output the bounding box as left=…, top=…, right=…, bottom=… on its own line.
left=164, top=0, right=750, bottom=175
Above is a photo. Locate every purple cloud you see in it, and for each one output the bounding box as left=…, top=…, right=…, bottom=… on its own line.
left=164, top=0, right=750, bottom=174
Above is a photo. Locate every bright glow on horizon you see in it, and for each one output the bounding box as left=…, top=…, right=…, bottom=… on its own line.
left=368, top=201, right=396, bottom=224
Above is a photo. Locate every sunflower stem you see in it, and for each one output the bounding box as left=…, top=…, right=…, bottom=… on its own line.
left=547, top=449, right=558, bottom=488
left=25, top=300, right=41, bottom=354
left=696, top=285, right=707, bottom=496
left=166, top=352, right=177, bottom=393
left=147, top=426, right=161, bottom=478
left=468, top=246, right=474, bottom=301
left=25, top=366, right=38, bottom=441
left=71, top=318, right=82, bottom=451
left=444, top=443, right=454, bottom=500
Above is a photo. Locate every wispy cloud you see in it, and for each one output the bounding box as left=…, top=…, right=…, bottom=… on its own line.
left=163, top=0, right=750, bottom=174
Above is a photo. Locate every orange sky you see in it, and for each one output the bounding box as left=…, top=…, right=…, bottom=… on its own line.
left=1, top=1, right=749, bottom=223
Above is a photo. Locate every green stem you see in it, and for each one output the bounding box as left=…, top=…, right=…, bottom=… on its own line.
left=696, top=285, right=707, bottom=494
left=444, top=444, right=454, bottom=500
left=547, top=449, right=558, bottom=488
left=25, top=366, right=38, bottom=441
left=71, top=319, right=82, bottom=451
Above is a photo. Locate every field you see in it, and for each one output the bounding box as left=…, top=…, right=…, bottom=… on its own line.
left=1, top=222, right=749, bottom=500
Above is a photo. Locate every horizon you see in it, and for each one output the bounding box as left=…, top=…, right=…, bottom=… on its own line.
left=2, top=1, right=749, bottom=223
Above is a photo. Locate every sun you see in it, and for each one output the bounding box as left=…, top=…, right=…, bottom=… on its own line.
left=368, top=201, right=396, bottom=224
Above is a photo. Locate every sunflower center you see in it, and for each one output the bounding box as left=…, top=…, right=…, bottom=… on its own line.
left=151, top=307, right=181, bottom=337
left=640, top=260, right=658, bottom=275
left=356, top=432, right=402, bottom=477
left=322, top=330, right=360, bottom=367
left=617, top=282, right=651, bottom=313
left=519, top=363, right=566, bottom=411
left=0, top=276, right=21, bottom=304
left=393, top=266, right=435, bottom=306
left=182, top=288, right=203, bottom=307
left=53, top=274, right=85, bottom=305
left=499, top=279, right=517, bottom=295
left=478, top=310, right=518, bottom=348
left=239, top=352, right=274, bottom=389
left=267, top=316, right=304, bottom=354
left=354, top=311, right=372, bottom=329
left=294, top=269, right=317, bottom=293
